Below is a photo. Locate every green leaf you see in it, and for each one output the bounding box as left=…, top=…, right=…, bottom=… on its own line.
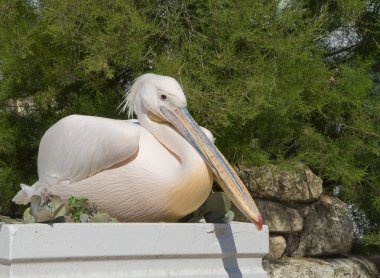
left=30, top=195, right=53, bottom=222
left=50, top=196, right=67, bottom=219
left=90, top=212, right=112, bottom=223
left=22, top=208, right=35, bottom=224
left=68, top=196, right=90, bottom=223
left=201, top=192, right=231, bottom=215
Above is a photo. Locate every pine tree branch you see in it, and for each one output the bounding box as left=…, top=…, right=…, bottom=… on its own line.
left=342, top=124, right=380, bottom=140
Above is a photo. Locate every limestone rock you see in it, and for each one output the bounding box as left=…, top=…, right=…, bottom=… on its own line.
left=368, top=255, right=380, bottom=274
left=238, top=164, right=322, bottom=203
left=233, top=199, right=303, bottom=233
left=263, top=256, right=379, bottom=278
left=265, top=235, right=286, bottom=260
left=286, top=195, right=354, bottom=257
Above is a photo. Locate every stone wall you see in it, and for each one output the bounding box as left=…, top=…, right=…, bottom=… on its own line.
left=233, top=164, right=379, bottom=277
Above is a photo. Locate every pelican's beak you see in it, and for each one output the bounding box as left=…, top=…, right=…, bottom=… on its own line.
left=161, top=106, right=263, bottom=230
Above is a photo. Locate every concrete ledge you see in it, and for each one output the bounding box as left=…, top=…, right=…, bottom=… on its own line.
left=0, top=222, right=268, bottom=277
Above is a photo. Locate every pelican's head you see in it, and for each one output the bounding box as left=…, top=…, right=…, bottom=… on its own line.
left=122, top=73, right=262, bottom=230
left=123, top=73, right=187, bottom=120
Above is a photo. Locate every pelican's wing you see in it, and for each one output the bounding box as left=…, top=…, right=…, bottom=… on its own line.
left=38, top=115, right=140, bottom=185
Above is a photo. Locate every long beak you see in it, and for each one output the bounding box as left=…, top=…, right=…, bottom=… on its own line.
left=161, top=106, right=263, bottom=230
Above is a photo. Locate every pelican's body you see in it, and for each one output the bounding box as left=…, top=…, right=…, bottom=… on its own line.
left=13, top=73, right=262, bottom=228
left=38, top=115, right=212, bottom=222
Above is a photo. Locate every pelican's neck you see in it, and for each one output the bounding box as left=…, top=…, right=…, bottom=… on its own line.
left=138, top=112, right=212, bottom=220
left=136, top=111, right=213, bottom=221
left=138, top=113, right=201, bottom=171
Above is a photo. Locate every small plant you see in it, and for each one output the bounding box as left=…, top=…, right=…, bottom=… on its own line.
left=68, top=196, right=91, bottom=223
left=23, top=195, right=67, bottom=223
left=22, top=195, right=119, bottom=223
left=180, top=191, right=235, bottom=223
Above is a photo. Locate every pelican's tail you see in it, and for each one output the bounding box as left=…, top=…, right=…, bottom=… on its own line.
left=12, top=182, right=41, bottom=205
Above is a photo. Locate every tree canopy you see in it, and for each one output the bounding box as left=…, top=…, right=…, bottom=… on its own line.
left=0, top=0, right=379, bottom=245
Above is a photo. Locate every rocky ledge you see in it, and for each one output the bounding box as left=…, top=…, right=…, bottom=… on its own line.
left=234, top=164, right=353, bottom=259
left=263, top=256, right=378, bottom=278
left=238, top=164, right=323, bottom=202
left=235, top=164, right=379, bottom=277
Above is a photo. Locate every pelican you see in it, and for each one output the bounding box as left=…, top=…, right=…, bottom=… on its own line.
left=13, top=73, right=262, bottom=229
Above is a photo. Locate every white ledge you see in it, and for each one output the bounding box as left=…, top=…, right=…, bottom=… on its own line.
left=0, top=222, right=268, bottom=277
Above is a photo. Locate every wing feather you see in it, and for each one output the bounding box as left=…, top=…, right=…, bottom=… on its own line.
left=38, top=115, right=140, bottom=186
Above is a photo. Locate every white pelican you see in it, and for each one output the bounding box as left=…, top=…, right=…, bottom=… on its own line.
left=13, top=73, right=262, bottom=229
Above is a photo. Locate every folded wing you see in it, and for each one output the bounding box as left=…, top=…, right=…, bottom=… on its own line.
left=38, top=115, right=140, bottom=186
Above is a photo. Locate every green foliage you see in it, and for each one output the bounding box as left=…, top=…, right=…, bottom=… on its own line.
left=23, top=195, right=66, bottom=223
left=0, top=0, right=379, bottom=243
left=180, top=191, right=234, bottom=223
left=68, top=196, right=90, bottom=223
left=0, top=0, right=151, bottom=216
left=21, top=195, right=117, bottom=223
left=364, top=232, right=380, bottom=247
left=90, top=212, right=118, bottom=223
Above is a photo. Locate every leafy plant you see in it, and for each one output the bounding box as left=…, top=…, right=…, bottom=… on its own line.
left=23, top=195, right=67, bottom=223
left=180, top=192, right=234, bottom=223
left=67, top=196, right=91, bottom=223
left=22, top=195, right=119, bottom=223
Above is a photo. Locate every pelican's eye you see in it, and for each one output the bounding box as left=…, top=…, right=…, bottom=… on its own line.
left=160, top=94, right=167, bottom=100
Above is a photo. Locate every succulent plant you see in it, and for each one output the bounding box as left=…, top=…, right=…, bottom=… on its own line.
left=90, top=212, right=118, bottom=223
left=200, top=192, right=235, bottom=223
left=180, top=191, right=235, bottom=223
left=22, top=192, right=232, bottom=224
left=22, top=195, right=119, bottom=224
left=22, top=208, right=35, bottom=224
left=23, top=195, right=67, bottom=223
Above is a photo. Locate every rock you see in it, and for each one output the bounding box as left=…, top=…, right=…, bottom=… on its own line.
left=286, top=195, right=354, bottom=257
left=264, top=257, right=335, bottom=277
left=238, top=164, right=322, bottom=203
left=263, top=256, right=379, bottom=278
left=232, top=199, right=303, bottom=233
left=265, top=236, right=286, bottom=260
left=368, top=255, right=380, bottom=273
